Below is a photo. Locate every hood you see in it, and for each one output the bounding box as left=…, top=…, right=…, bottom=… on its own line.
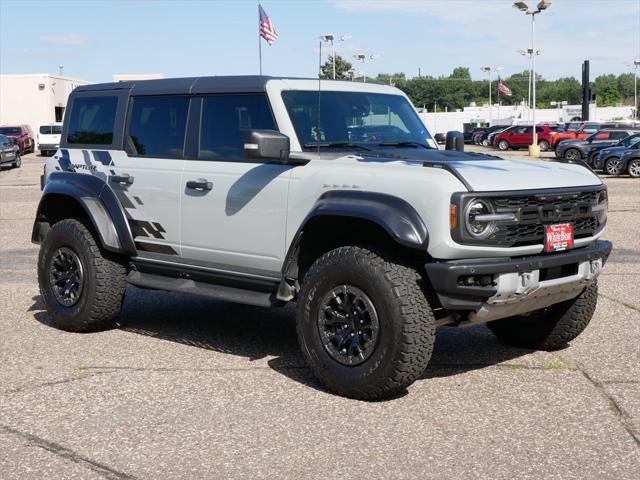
left=355, top=149, right=602, bottom=192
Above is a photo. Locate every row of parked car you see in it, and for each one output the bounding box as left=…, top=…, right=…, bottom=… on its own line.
left=0, top=123, right=62, bottom=156
left=465, top=121, right=640, bottom=177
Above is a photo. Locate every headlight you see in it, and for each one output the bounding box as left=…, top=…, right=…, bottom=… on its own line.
left=464, top=199, right=495, bottom=238
left=593, top=190, right=608, bottom=226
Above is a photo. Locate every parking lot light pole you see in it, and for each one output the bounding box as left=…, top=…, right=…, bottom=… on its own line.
left=514, top=0, right=552, bottom=157
left=480, top=66, right=502, bottom=125
left=633, top=60, right=640, bottom=120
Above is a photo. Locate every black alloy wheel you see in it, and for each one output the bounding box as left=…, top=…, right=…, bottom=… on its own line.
left=317, top=285, right=380, bottom=366
left=48, top=247, right=85, bottom=307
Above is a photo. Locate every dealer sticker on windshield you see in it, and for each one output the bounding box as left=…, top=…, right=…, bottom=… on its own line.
left=545, top=223, right=574, bottom=252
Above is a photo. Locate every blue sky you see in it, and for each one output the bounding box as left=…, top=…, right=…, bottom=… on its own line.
left=1, top=0, right=639, bottom=82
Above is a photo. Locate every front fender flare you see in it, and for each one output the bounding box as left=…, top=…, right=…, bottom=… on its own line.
left=277, top=190, right=428, bottom=301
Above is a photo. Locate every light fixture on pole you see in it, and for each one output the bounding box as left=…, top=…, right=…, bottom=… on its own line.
left=354, top=53, right=379, bottom=82
left=513, top=0, right=552, bottom=157
left=319, top=33, right=351, bottom=80
left=480, top=66, right=502, bottom=125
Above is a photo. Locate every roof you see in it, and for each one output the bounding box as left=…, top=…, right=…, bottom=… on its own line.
left=73, top=75, right=390, bottom=96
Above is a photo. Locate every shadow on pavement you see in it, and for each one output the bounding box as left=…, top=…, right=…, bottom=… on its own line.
left=30, top=286, right=531, bottom=397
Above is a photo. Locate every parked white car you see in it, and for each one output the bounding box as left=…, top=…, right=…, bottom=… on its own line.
left=37, top=123, right=62, bottom=156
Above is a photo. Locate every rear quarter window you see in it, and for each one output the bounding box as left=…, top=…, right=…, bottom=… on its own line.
left=67, top=96, right=118, bottom=145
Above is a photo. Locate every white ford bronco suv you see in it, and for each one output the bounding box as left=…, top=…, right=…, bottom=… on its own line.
left=33, top=76, right=611, bottom=399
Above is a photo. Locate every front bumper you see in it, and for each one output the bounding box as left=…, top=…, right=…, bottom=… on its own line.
left=425, top=240, right=612, bottom=323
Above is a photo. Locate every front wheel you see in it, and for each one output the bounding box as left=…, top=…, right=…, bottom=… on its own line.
left=12, top=154, right=21, bottom=168
left=564, top=148, right=581, bottom=161
left=627, top=159, right=640, bottom=178
left=482, top=138, right=490, bottom=147
left=38, top=219, right=127, bottom=332
left=538, top=139, right=550, bottom=151
left=487, top=283, right=597, bottom=351
left=497, top=139, right=509, bottom=151
left=296, top=246, right=435, bottom=400
left=604, top=157, right=623, bottom=175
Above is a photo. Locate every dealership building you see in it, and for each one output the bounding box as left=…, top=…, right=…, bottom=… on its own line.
left=0, top=73, right=90, bottom=135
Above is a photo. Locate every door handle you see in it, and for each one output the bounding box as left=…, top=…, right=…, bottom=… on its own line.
left=109, top=174, right=135, bottom=185
left=186, top=179, right=213, bottom=191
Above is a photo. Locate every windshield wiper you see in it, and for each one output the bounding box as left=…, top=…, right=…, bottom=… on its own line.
left=377, top=141, right=432, bottom=149
left=303, top=142, right=373, bottom=151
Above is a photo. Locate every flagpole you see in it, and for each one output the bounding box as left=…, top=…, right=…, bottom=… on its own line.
left=258, top=2, right=262, bottom=75
left=497, top=78, right=500, bottom=123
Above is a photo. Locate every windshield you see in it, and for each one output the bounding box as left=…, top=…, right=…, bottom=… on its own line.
left=281, top=91, right=434, bottom=149
left=0, top=127, right=20, bottom=135
left=620, top=134, right=640, bottom=147
left=39, top=125, right=62, bottom=134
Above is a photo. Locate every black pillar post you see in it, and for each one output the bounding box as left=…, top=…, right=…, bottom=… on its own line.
left=581, top=60, right=590, bottom=121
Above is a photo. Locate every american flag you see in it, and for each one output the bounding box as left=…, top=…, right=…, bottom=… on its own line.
left=498, top=78, right=512, bottom=96
left=259, top=4, right=278, bottom=45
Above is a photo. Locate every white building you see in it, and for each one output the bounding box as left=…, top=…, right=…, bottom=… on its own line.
left=419, top=103, right=636, bottom=134
left=0, top=73, right=91, bottom=133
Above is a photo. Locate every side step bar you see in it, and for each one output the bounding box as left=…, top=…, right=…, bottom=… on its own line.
left=126, top=271, right=283, bottom=308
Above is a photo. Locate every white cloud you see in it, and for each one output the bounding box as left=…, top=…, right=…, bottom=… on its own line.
left=39, top=34, right=94, bottom=46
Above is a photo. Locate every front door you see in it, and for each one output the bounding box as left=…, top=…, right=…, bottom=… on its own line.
left=180, top=94, right=291, bottom=277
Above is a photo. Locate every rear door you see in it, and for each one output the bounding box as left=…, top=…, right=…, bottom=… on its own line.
left=116, top=95, right=188, bottom=257
left=179, top=93, right=291, bottom=277
left=64, top=94, right=184, bottom=258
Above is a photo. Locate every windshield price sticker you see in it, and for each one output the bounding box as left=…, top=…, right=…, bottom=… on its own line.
left=545, top=223, right=574, bottom=252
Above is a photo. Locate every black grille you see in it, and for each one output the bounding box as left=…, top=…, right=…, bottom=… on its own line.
left=485, top=189, right=605, bottom=246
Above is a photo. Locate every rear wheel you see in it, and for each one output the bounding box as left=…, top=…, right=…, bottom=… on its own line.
left=296, top=246, right=435, bottom=400
left=498, top=139, right=509, bottom=151
left=604, top=157, right=623, bottom=175
left=538, top=139, right=550, bottom=151
left=38, top=219, right=127, bottom=332
left=487, top=283, right=597, bottom=351
left=627, top=159, right=640, bottom=178
left=564, top=148, right=581, bottom=161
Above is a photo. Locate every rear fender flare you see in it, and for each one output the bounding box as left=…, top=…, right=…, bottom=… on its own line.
left=32, top=172, right=136, bottom=255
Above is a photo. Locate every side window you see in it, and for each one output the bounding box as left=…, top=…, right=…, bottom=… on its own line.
left=126, top=96, right=189, bottom=158
left=613, top=131, right=629, bottom=140
left=594, top=132, right=610, bottom=139
left=584, top=123, right=599, bottom=133
left=67, top=96, right=117, bottom=144
left=199, top=94, right=276, bottom=160
left=536, top=126, right=544, bottom=133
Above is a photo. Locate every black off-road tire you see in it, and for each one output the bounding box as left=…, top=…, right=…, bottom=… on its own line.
left=296, top=246, right=436, bottom=400
left=38, top=219, right=126, bottom=332
left=487, top=283, right=598, bottom=351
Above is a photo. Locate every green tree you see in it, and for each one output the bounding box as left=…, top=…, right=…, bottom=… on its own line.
left=593, top=74, right=621, bottom=106
left=617, top=73, right=636, bottom=103
left=319, top=54, right=353, bottom=80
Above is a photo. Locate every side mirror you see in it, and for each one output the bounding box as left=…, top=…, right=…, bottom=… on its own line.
left=244, top=130, right=290, bottom=163
left=445, top=131, right=464, bottom=152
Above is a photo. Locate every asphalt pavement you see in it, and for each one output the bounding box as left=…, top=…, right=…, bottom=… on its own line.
left=1, top=151, right=638, bottom=479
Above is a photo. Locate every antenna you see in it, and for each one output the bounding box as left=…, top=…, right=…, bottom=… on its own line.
left=317, top=40, right=322, bottom=155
